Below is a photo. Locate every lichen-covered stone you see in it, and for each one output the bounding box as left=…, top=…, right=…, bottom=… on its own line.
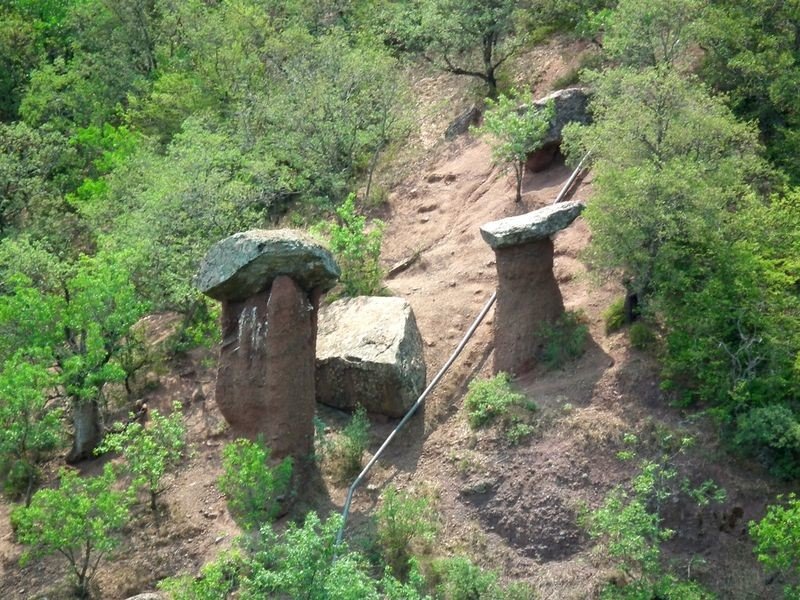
left=534, top=87, right=591, bottom=147
left=195, top=229, right=340, bottom=301
left=316, top=296, right=426, bottom=418
left=479, top=201, right=585, bottom=249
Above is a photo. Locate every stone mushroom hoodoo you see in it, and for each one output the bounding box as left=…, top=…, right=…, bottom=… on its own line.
left=194, top=229, right=339, bottom=467
left=480, top=201, right=585, bottom=375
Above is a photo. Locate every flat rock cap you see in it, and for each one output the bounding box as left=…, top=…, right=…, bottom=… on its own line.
left=480, top=201, right=585, bottom=249
left=195, top=229, right=340, bottom=301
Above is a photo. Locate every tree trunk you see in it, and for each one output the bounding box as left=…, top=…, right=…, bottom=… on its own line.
left=515, top=162, right=523, bottom=203
left=67, top=398, right=102, bottom=463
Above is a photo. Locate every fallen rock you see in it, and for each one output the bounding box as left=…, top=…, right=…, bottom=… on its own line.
left=195, top=229, right=339, bottom=301
left=445, top=104, right=480, bottom=139
left=124, top=594, right=165, bottom=600
left=535, top=87, right=591, bottom=147
left=526, top=87, right=591, bottom=172
left=316, top=296, right=426, bottom=417
left=479, top=201, right=585, bottom=249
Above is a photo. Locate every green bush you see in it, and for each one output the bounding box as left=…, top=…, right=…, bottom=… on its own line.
left=629, top=322, right=656, bottom=350
left=96, top=401, right=186, bottom=511
left=329, top=405, right=371, bottom=480
left=317, top=194, right=385, bottom=297
left=464, top=372, right=526, bottom=429
left=11, top=464, right=132, bottom=599
left=750, top=493, right=800, bottom=599
left=159, top=550, right=245, bottom=600
left=430, top=555, right=536, bottom=600
left=539, top=310, right=589, bottom=369
left=505, top=419, right=536, bottom=446
left=734, top=404, right=800, bottom=479
left=603, top=298, right=626, bottom=334
left=218, top=438, right=293, bottom=531
left=376, top=486, right=439, bottom=576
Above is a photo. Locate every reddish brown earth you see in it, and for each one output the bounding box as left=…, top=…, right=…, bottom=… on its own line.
left=0, top=36, right=788, bottom=599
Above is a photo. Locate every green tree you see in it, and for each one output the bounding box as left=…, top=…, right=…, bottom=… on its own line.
left=475, top=90, right=553, bottom=202
left=562, top=66, right=763, bottom=317
left=698, top=0, right=800, bottom=181
left=751, top=494, right=800, bottom=598
left=218, top=438, right=293, bottom=531
left=96, top=401, right=186, bottom=511
left=0, top=353, right=62, bottom=504
left=376, top=486, right=439, bottom=576
left=397, top=0, right=527, bottom=97
left=0, top=253, right=147, bottom=462
left=601, top=0, right=702, bottom=68
left=11, top=463, right=132, bottom=599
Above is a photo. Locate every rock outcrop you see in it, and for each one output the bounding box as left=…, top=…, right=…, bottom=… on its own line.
left=526, top=87, right=591, bottom=173
left=195, top=229, right=339, bottom=464
left=316, top=296, right=426, bottom=418
left=480, top=202, right=585, bottom=375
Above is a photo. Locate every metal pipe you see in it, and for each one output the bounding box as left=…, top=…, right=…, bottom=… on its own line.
left=552, top=151, right=591, bottom=205
left=335, top=291, right=497, bottom=546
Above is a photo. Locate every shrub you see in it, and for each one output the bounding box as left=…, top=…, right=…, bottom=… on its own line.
left=734, top=404, right=800, bottom=479
left=329, top=405, right=371, bottom=480
left=376, top=486, right=439, bottom=576
left=750, top=493, right=800, bottom=599
left=319, top=194, right=385, bottom=297
left=11, top=464, right=132, bottom=599
left=241, top=511, right=425, bottom=599
left=603, top=298, right=626, bottom=334
left=464, top=372, right=526, bottom=429
left=505, top=419, right=535, bottom=446
left=96, top=401, right=186, bottom=511
left=629, top=322, right=656, bottom=350
left=539, top=310, right=589, bottom=369
left=158, top=550, right=245, bottom=600
left=218, top=438, right=293, bottom=530
left=430, top=555, right=536, bottom=600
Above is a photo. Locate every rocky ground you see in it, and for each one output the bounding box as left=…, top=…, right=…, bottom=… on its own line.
left=0, top=36, right=788, bottom=599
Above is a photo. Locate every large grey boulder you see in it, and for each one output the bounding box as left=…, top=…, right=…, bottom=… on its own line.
left=195, top=229, right=340, bottom=301
left=525, top=87, right=591, bottom=173
left=480, top=201, right=585, bottom=249
left=535, top=87, right=591, bottom=147
left=316, top=297, right=426, bottom=418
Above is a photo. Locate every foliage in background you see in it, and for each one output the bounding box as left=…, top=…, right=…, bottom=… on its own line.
left=11, top=464, right=132, bottom=599
left=390, top=0, right=528, bottom=97
left=475, top=92, right=553, bottom=202
left=750, top=493, right=800, bottom=599
left=96, top=401, right=186, bottom=511
left=0, top=252, right=148, bottom=461
left=218, top=438, right=293, bottom=531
